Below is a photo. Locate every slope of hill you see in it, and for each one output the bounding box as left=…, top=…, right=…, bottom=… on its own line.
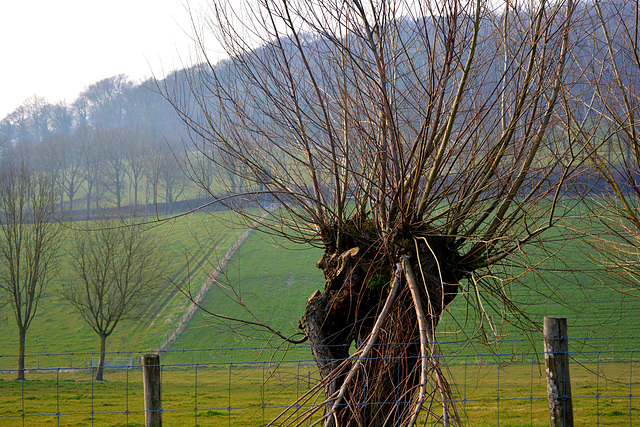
left=162, top=230, right=324, bottom=365
left=0, top=210, right=245, bottom=369
left=163, top=212, right=640, bottom=366
left=1, top=206, right=638, bottom=371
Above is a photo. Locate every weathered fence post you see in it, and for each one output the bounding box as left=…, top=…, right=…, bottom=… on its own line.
left=544, top=316, right=574, bottom=427
left=142, top=354, right=162, bottom=427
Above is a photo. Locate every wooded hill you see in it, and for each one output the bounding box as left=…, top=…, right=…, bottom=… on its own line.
left=2, top=3, right=636, bottom=219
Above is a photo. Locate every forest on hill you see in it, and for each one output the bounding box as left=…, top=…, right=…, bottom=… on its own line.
left=1, top=2, right=637, bottom=219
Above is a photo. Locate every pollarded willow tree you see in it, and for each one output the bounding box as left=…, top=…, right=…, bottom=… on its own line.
left=169, top=0, right=586, bottom=425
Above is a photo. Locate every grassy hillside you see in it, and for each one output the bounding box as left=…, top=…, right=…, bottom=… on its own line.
left=163, top=230, right=324, bottom=365
left=165, top=203, right=640, bottom=366
left=163, top=209, right=640, bottom=366
left=0, top=210, right=245, bottom=369
left=1, top=202, right=638, bottom=370
left=439, top=220, right=640, bottom=359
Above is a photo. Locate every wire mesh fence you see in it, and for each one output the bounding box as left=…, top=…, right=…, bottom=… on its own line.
left=0, top=336, right=638, bottom=426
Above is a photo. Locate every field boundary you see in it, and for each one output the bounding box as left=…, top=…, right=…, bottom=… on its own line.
left=1, top=336, right=638, bottom=426
left=157, top=209, right=272, bottom=353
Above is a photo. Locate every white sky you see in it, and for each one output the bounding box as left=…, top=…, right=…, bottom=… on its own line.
left=0, top=0, right=226, bottom=119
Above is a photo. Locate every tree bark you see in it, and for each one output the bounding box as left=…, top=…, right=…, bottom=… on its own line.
left=95, top=334, right=107, bottom=382
left=301, top=239, right=460, bottom=426
left=17, top=328, right=26, bottom=381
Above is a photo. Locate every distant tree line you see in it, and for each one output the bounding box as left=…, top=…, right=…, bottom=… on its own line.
left=0, top=74, right=193, bottom=217
left=0, top=75, right=181, bottom=381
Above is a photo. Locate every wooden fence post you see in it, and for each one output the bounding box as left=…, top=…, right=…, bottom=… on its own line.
left=544, top=316, right=574, bottom=427
left=142, top=354, right=162, bottom=427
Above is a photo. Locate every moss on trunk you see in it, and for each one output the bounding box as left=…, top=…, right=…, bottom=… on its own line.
left=301, top=225, right=463, bottom=426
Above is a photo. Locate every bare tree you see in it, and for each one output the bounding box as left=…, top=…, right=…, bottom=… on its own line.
left=48, top=101, right=74, bottom=135
left=62, top=213, right=166, bottom=381
left=169, top=0, right=586, bottom=425
left=98, top=127, right=128, bottom=212
left=0, top=160, right=63, bottom=381
left=75, top=127, right=103, bottom=220
left=123, top=125, right=151, bottom=207
left=565, top=1, right=640, bottom=296
left=40, top=132, right=85, bottom=213
left=154, top=146, right=189, bottom=215
left=77, top=75, right=132, bottom=129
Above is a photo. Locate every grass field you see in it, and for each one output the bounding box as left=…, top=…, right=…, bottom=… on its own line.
left=437, top=214, right=640, bottom=357
left=163, top=229, right=324, bottom=365
left=3, top=201, right=638, bottom=368
left=0, top=210, right=246, bottom=369
left=1, top=201, right=640, bottom=425
left=0, top=356, right=637, bottom=426
left=165, top=203, right=640, bottom=366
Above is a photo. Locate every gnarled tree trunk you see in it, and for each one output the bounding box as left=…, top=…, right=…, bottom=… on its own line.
left=301, top=232, right=462, bottom=426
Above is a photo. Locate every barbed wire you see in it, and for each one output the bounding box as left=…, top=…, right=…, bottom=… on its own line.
left=0, top=337, right=638, bottom=427
left=1, top=335, right=638, bottom=359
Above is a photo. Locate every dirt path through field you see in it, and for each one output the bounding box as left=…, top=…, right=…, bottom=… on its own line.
left=157, top=209, right=272, bottom=353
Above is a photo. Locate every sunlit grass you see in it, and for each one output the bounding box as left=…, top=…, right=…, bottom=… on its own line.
left=0, top=357, right=637, bottom=426
left=0, top=210, right=246, bottom=369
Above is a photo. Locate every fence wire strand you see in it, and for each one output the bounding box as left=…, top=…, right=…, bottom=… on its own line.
left=0, top=337, right=638, bottom=426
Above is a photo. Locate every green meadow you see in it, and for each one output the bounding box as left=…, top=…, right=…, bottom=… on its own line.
left=1, top=203, right=639, bottom=368
left=163, top=229, right=324, bottom=365
left=1, top=201, right=639, bottom=425
left=0, top=359, right=637, bottom=426
left=0, top=210, right=246, bottom=369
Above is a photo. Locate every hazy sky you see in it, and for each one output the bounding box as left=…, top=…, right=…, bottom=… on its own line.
left=0, top=0, right=222, bottom=119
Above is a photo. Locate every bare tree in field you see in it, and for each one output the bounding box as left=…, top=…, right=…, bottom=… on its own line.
left=98, top=127, right=129, bottom=212
left=123, top=125, right=151, bottom=208
left=40, top=132, right=85, bottom=213
left=76, top=127, right=102, bottom=220
left=153, top=146, right=189, bottom=215
left=62, top=213, right=166, bottom=382
left=0, top=160, right=63, bottom=381
left=166, top=0, right=591, bottom=424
